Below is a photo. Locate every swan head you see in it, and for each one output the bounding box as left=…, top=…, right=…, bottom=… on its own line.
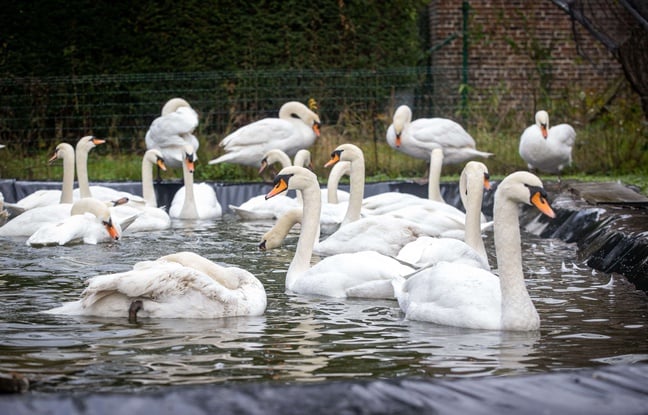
left=182, top=144, right=196, bottom=173
left=535, top=110, right=549, bottom=138
left=324, top=143, right=363, bottom=168
left=392, top=105, right=412, bottom=147
left=161, top=97, right=191, bottom=115
left=48, top=142, right=74, bottom=164
left=460, top=161, right=490, bottom=199
left=280, top=101, right=321, bottom=137
left=497, top=171, right=555, bottom=218
left=70, top=198, right=121, bottom=240
left=144, top=149, right=167, bottom=171
left=265, top=166, right=317, bottom=199
left=76, top=136, right=105, bottom=153
left=294, top=149, right=313, bottom=170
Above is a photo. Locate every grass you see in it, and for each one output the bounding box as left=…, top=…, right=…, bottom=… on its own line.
left=1, top=132, right=646, bottom=197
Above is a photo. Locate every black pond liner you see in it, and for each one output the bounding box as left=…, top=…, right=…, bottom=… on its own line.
left=1, top=178, right=647, bottom=413
left=1, top=364, right=647, bottom=414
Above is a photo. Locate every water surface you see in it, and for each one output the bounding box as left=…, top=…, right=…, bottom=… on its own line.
left=0, top=216, right=646, bottom=392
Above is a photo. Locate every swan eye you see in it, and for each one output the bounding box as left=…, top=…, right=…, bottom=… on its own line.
left=290, top=113, right=300, bottom=119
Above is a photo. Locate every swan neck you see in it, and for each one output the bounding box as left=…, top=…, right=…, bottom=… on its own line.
left=427, top=148, right=444, bottom=202
left=327, top=161, right=349, bottom=204
left=141, top=158, right=157, bottom=207
left=76, top=146, right=92, bottom=198
left=180, top=161, right=198, bottom=218
left=60, top=149, right=75, bottom=204
left=287, top=183, right=321, bottom=290
left=493, top=194, right=538, bottom=329
left=463, top=175, right=487, bottom=261
left=342, top=156, right=364, bottom=225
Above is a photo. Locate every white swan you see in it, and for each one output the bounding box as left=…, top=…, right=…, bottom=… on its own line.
left=208, top=101, right=321, bottom=167
left=394, top=171, right=556, bottom=331
left=519, top=110, right=576, bottom=175
left=386, top=105, right=492, bottom=165
left=313, top=144, right=470, bottom=257
left=169, top=146, right=222, bottom=220
left=256, top=160, right=351, bottom=250
left=110, top=149, right=171, bottom=232
left=27, top=198, right=121, bottom=246
left=6, top=142, right=76, bottom=211
left=145, top=97, right=200, bottom=169
left=0, top=143, right=77, bottom=236
left=44, top=251, right=266, bottom=321
left=396, top=161, right=491, bottom=271
left=73, top=136, right=139, bottom=202
left=265, top=166, right=413, bottom=299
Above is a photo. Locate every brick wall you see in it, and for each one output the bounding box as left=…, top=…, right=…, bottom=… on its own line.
left=427, top=0, right=624, bottom=120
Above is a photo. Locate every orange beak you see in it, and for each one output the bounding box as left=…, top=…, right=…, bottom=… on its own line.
left=104, top=219, right=120, bottom=240
left=48, top=150, right=59, bottom=164
left=531, top=191, right=555, bottom=218
left=185, top=153, right=195, bottom=173
left=258, top=159, right=269, bottom=175
left=312, top=122, right=321, bottom=137
left=92, top=137, right=106, bottom=146
left=265, top=176, right=290, bottom=199
left=540, top=125, right=548, bottom=139
left=395, top=133, right=402, bottom=148
left=324, top=151, right=341, bottom=168
left=483, top=173, right=491, bottom=190
left=156, top=157, right=167, bottom=171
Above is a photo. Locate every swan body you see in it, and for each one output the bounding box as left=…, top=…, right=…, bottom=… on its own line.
left=386, top=105, right=492, bottom=165
left=145, top=98, right=200, bottom=169
left=44, top=251, right=266, bottom=319
left=519, top=110, right=575, bottom=174
left=395, top=171, right=556, bottom=331
left=27, top=198, right=121, bottom=246
left=266, top=166, right=413, bottom=299
left=395, top=161, right=492, bottom=270
left=169, top=146, right=222, bottom=219
left=110, top=149, right=171, bottom=232
left=313, top=144, right=463, bottom=256
left=228, top=149, right=311, bottom=220
left=209, top=102, right=321, bottom=167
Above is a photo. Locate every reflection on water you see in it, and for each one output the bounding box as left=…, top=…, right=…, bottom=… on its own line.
left=0, top=216, right=646, bottom=392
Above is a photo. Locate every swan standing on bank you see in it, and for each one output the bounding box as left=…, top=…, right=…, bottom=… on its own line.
left=394, top=171, right=556, bottom=331
left=208, top=101, right=321, bottom=167
left=519, top=110, right=575, bottom=175
left=265, top=166, right=414, bottom=299
left=44, top=251, right=267, bottom=321
left=386, top=105, right=492, bottom=165
left=145, top=98, right=200, bottom=170
left=27, top=198, right=121, bottom=246
left=169, top=145, right=222, bottom=220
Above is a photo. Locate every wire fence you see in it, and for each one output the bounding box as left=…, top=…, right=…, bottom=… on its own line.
left=0, top=66, right=480, bottom=155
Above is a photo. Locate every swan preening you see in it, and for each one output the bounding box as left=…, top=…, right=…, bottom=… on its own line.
left=519, top=110, right=576, bottom=175
left=208, top=101, right=321, bottom=167
left=395, top=171, right=556, bottom=331
left=145, top=97, right=200, bottom=170
left=44, top=251, right=267, bottom=321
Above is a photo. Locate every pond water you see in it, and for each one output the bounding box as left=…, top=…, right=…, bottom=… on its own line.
left=0, top=215, right=647, bottom=393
